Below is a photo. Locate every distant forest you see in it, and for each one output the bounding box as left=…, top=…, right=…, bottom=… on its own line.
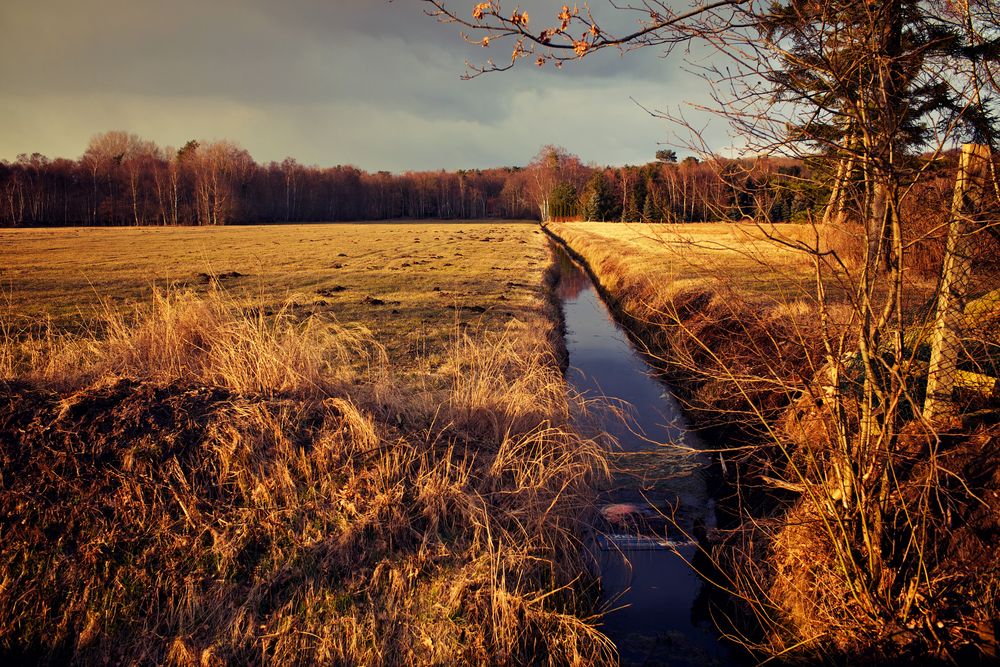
left=0, top=131, right=832, bottom=227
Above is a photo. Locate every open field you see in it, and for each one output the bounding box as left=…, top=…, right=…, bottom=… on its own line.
left=0, top=221, right=550, bottom=368
left=0, top=221, right=616, bottom=665
left=4, top=219, right=995, bottom=663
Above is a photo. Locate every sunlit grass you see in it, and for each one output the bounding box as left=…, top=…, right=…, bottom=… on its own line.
left=0, top=221, right=619, bottom=665
left=0, top=221, right=549, bottom=368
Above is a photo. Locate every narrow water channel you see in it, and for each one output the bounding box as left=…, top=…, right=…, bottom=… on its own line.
left=552, top=242, right=737, bottom=666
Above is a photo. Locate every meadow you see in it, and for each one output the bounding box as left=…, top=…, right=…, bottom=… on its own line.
left=0, top=221, right=616, bottom=665
left=0, top=221, right=551, bottom=367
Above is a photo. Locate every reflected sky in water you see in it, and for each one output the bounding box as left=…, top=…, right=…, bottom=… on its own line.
left=553, top=241, right=739, bottom=666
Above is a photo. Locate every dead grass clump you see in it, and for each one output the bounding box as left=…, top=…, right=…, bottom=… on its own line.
left=629, top=283, right=821, bottom=446
left=0, top=288, right=614, bottom=665
left=767, top=501, right=863, bottom=652
left=1, top=288, right=384, bottom=394
left=765, top=357, right=999, bottom=661
left=762, top=418, right=1000, bottom=661
left=439, top=321, right=569, bottom=440
left=793, top=222, right=865, bottom=270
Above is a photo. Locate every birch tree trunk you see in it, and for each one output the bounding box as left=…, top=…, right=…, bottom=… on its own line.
left=924, top=143, right=992, bottom=424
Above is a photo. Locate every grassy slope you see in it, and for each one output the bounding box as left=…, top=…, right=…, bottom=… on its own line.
left=547, top=222, right=830, bottom=303
left=548, top=222, right=999, bottom=662
left=0, top=222, right=615, bottom=665
left=547, top=221, right=940, bottom=309
left=545, top=222, right=832, bottom=432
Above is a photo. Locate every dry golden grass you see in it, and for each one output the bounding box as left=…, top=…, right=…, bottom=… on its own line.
left=545, top=222, right=838, bottom=430
left=548, top=222, right=825, bottom=303
left=1, top=288, right=384, bottom=394
left=0, top=221, right=549, bottom=367
left=0, top=223, right=616, bottom=665
left=546, top=222, right=999, bottom=662
left=547, top=221, right=939, bottom=322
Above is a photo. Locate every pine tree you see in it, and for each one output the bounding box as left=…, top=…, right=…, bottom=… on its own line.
left=641, top=189, right=658, bottom=222
left=548, top=182, right=578, bottom=219
left=622, top=190, right=640, bottom=222
left=581, top=172, right=613, bottom=221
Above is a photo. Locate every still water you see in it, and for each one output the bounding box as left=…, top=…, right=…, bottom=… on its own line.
left=552, top=242, right=738, bottom=666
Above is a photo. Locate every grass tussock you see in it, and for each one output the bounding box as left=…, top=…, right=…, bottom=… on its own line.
left=0, top=287, right=614, bottom=665
left=3, top=288, right=384, bottom=394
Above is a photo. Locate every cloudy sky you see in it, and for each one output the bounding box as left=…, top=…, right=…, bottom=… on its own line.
left=0, top=0, right=726, bottom=171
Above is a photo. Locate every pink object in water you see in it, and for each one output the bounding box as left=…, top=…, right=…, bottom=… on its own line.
left=600, top=503, right=644, bottom=524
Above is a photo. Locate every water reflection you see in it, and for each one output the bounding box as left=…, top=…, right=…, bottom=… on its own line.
left=551, top=239, right=738, bottom=666
left=554, top=247, right=592, bottom=301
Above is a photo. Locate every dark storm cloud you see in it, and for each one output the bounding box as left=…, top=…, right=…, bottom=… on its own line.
left=0, top=0, right=723, bottom=170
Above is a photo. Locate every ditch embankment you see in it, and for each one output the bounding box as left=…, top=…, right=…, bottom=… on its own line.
left=543, top=221, right=1000, bottom=665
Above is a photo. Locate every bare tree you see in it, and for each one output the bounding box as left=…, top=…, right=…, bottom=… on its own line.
left=420, top=0, right=1000, bottom=660
left=83, top=131, right=150, bottom=225
left=187, top=140, right=253, bottom=226
left=523, top=145, right=585, bottom=221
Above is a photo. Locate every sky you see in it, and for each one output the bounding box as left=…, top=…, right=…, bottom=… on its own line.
left=0, top=0, right=727, bottom=172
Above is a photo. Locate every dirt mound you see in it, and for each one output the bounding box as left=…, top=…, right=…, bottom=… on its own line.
left=0, top=379, right=350, bottom=663
left=195, top=271, right=244, bottom=284
left=0, top=376, right=610, bottom=665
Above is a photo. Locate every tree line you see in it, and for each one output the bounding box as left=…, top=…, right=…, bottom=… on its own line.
left=1, top=132, right=826, bottom=227
left=0, top=131, right=539, bottom=227
left=548, top=152, right=822, bottom=223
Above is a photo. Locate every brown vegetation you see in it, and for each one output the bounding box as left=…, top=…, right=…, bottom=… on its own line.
left=0, top=227, right=616, bottom=665
left=546, top=221, right=999, bottom=663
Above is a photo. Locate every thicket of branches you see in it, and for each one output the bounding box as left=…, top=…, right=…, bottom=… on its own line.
left=423, top=0, right=1000, bottom=662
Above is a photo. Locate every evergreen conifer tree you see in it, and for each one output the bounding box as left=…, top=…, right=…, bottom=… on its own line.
left=641, top=189, right=658, bottom=222
left=581, top=172, right=613, bottom=221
